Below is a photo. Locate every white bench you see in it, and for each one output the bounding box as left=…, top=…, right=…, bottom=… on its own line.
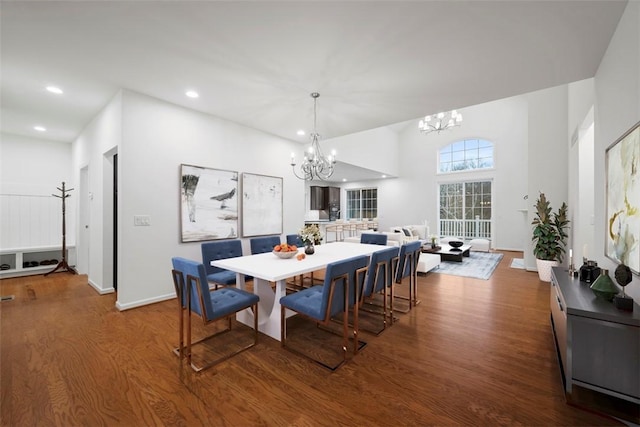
left=469, top=238, right=491, bottom=252
left=417, top=252, right=440, bottom=274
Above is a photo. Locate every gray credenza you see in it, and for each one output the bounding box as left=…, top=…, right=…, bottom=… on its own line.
left=550, top=267, right=639, bottom=422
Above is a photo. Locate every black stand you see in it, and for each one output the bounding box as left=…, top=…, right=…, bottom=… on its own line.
left=614, top=295, right=634, bottom=311
left=45, top=182, right=77, bottom=276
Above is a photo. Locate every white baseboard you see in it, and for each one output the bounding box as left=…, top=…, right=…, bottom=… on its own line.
left=88, top=279, right=115, bottom=295
left=493, top=247, right=523, bottom=252
left=115, top=292, right=175, bottom=311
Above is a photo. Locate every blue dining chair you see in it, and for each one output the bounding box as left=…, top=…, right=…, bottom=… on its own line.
left=279, top=255, right=369, bottom=371
left=286, top=234, right=317, bottom=288
left=250, top=235, right=281, bottom=255
left=359, top=246, right=400, bottom=334
left=394, top=240, right=422, bottom=312
left=171, top=257, right=259, bottom=372
left=201, top=240, right=244, bottom=289
left=286, top=234, right=304, bottom=247
left=360, top=233, right=388, bottom=245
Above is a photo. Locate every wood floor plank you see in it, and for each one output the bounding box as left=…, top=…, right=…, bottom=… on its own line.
left=0, top=250, right=624, bottom=426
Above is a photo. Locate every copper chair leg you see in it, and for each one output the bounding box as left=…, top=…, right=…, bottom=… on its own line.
left=254, top=303, right=259, bottom=345
left=342, top=283, right=348, bottom=364
left=281, top=305, right=286, bottom=348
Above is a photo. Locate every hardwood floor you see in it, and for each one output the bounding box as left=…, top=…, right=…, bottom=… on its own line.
left=1, top=251, right=623, bottom=426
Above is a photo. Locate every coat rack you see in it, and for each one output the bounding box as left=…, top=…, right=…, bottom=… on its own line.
left=45, top=182, right=77, bottom=276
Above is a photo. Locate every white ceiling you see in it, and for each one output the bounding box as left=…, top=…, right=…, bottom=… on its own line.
left=0, top=1, right=627, bottom=151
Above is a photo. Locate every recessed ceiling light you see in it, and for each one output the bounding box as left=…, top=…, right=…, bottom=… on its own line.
left=185, top=90, right=199, bottom=98
left=382, top=175, right=387, bottom=178
left=296, top=130, right=305, bottom=136
left=342, top=178, right=347, bottom=182
left=34, top=125, right=46, bottom=132
left=46, top=86, right=63, bottom=95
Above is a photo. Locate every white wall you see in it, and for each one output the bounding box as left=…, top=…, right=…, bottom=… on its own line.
left=594, top=1, right=640, bottom=301
left=577, top=122, right=595, bottom=262
left=324, top=126, right=400, bottom=177
left=0, top=133, right=73, bottom=248
left=112, top=90, right=304, bottom=309
left=72, top=91, right=122, bottom=292
left=525, top=85, right=569, bottom=271
left=383, top=96, right=529, bottom=251
left=567, top=79, right=596, bottom=270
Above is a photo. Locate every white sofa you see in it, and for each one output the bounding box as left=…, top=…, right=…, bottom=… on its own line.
left=345, top=230, right=439, bottom=274
left=389, top=225, right=430, bottom=242
left=345, top=231, right=404, bottom=246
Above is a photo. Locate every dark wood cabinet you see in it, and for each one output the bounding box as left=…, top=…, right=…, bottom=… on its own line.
left=550, top=267, right=639, bottom=423
left=310, top=186, right=340, bottom=210
left=310, top=186, right=325, bottom=210
left=328, top=186, right=340, bottom=205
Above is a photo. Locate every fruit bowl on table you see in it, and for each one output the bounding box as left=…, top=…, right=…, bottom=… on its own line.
left=273, top=250, right=297, bottom=259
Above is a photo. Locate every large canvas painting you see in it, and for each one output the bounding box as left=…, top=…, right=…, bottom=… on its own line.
left=180, top=164, right=238, bottom=242
left=606, top=121, right=640, bottom=274
left=242, top=173, right=283, bottom=237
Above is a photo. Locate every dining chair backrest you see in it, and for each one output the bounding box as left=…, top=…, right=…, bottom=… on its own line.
left=322, top=255, right=369, bottom=321
left=362, top=246, right=400, bottom=299
left=172, top=257, right=214, bottom=321
left=201, top=240, right=243, bottom=277
left=250, top=236, right=281, bottom=255
left=360, top=233, right=388, bottom=245
left=347, top=254, right=370, bottom=307
left=396, top=240, right=422, bottom=282
left=286, top=234, right=304, bottom=247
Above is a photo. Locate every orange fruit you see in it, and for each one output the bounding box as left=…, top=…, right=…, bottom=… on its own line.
left=296, top=253, right=306, bottom=261
left=274, top=244, right=281, bottom=252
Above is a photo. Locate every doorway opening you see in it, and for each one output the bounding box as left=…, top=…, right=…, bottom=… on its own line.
left=113, top=153, right=118, bottom=291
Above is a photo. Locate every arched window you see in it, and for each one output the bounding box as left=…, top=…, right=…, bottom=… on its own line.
left=439, top=139, right=494, bottom=173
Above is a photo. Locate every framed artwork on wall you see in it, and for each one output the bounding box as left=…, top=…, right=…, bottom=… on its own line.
left=180, top=164, right=238, bottom=243
left=241, top=173, right=283, bottom=237
left=605, top=120, right=640, bottom=274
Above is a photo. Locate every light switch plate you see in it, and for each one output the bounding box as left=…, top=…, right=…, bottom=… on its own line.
left=134, top=215, right=150, bottom=226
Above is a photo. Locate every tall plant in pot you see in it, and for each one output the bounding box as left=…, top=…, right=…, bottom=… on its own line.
left=531, top=192, right=569, bottom=282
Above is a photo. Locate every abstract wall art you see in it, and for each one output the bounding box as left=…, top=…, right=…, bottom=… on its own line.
left=241, top=173, right=283, bottom=237
left=606, top=121, right=640, bottom=274
left=180, top=164, right=238, bottom=242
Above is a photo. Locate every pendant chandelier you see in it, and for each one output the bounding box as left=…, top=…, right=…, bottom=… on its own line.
left=418, top=110, right=463, bottom=134
left=291, top=92, right=336, bottom=181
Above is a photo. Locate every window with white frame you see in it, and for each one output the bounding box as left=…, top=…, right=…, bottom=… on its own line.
left=439, top=181, right=492, bottom=240
left=346, top=188, right=377, bottom=220
left=439, top=139, right=494, bottom=173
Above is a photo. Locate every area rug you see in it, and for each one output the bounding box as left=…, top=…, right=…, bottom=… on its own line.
left=432, top=252, right=504, bottom=280
left=510, top=258, right=525, bottom=269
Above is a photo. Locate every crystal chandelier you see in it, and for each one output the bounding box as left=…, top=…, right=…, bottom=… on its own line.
left=418, top=110, right=463, bottom=134
left=291, top=92, right=336, bottom=181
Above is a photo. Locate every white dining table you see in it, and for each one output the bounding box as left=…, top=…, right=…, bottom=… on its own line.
left=211, top=241, right=395, bottom=341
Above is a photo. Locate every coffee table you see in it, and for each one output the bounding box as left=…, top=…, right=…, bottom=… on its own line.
left=422, top=244, right=471, bottom=262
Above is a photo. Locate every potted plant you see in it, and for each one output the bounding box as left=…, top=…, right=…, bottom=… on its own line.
left=531, top=192, right=569, bottom=282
